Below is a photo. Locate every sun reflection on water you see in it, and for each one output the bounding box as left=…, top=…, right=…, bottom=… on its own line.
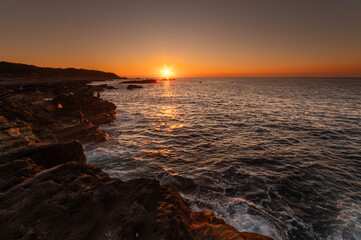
left=149, top=89, right=186, bottom=131
left=141, top=149, right=170, bottom=157
left=151, top=105, right=184, bottom=132
left=161, top=80, right=172, bottom=97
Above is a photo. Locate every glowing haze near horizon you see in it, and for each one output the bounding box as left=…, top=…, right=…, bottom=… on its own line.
left=1, top=0, right=361, bottom=77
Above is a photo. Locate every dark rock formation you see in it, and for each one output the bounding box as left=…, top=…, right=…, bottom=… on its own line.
left=0, top=82, right=116, bottom=147
left=0, top=141, right=84, bottom=192
left=2, top=141, right=86, bottom=169
left=127, top=84, right=144, bottom=89
left=0, top=115, right=36, bottom=154
left=123, top=79, right=157, bottom=84
left=0, top=142, right=273, bottom=240
left=51, top=93, right=116, bottom=125
left=0, top=157, right=41, bottom=193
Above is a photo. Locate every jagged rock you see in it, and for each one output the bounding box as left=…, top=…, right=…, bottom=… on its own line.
left=0, top=157, right=42, bottom=192
left=0, top=140, right=84, bottom=193
left=0, top=160, right=273, bottom=240
left=0, top=115, right=36, bottom=154
left=0, top=83, right=116, bottom=144
left=51, top=93, right=116, bottom=125
left=52, top=122, right=108, bottom=143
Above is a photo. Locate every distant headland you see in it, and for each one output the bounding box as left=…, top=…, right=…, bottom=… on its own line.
left=0, top=61, right=125, bottom=83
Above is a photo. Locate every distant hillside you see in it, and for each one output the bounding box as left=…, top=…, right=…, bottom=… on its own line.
left=0, top=61, right=122, bottom=81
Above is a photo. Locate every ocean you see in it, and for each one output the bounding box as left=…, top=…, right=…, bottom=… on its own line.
left=84, top=77, right=361, bottom=239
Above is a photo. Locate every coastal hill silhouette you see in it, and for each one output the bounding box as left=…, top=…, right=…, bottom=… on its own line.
left=0, top=61, right=122, bottom=81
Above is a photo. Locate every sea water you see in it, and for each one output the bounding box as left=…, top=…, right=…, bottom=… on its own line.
left=85, top=78, right=361, bottom=240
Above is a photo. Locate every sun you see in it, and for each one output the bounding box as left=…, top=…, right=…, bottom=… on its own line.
left=160, top=65, right=174, bottom=79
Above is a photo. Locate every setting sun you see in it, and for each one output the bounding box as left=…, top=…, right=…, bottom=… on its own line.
left=161, top=66, right=174, bottom=79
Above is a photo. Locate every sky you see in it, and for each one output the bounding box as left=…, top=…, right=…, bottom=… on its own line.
left=1, top=0, right=361, bottom=77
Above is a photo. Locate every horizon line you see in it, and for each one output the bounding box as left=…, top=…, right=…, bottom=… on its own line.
left=2, top=60, right=361, bottom=79
left=125, top=75, right=361, bottom=79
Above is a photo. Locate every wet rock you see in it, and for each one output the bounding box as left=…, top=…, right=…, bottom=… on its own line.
left=123, top=79, right=157, bottom=84
left=0, top=161, right=274, bottom=240
left=127, top=84, right=144, bottom=89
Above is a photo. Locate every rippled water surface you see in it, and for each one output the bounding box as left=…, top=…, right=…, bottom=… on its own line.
left=85, top=78, right=361, bottom=239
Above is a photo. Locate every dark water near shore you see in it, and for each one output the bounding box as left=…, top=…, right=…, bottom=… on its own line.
left=85, top=78, right=361, bottom=239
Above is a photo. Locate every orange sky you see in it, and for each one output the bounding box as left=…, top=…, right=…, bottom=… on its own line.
left=1, top=0, right=361, bottom=78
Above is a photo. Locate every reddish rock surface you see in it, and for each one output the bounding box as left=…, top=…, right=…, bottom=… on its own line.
left=190, top=211, right=273, bottom=240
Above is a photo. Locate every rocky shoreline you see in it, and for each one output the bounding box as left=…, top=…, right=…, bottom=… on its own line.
left=0, top=78, right=273, bottom=240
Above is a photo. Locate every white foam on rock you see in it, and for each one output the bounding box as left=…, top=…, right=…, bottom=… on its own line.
left=182, top=193, right=284, bottom=240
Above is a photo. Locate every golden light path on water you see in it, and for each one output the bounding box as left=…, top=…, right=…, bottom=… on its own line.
left=136, top=80, right=185, bottom=177
left=152, top=81, right=185, bottom=132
